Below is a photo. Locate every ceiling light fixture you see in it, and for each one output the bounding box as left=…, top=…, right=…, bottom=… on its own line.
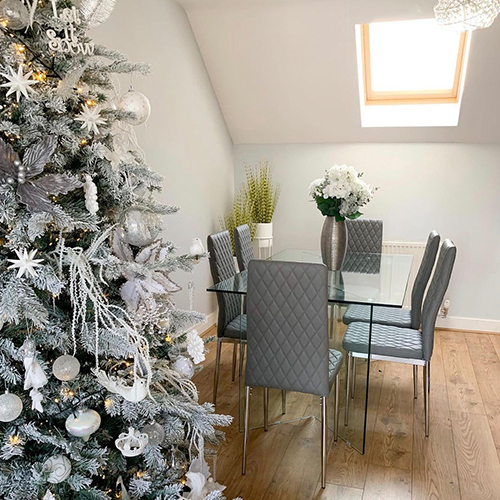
left=434, top=0, right=500, bottom=30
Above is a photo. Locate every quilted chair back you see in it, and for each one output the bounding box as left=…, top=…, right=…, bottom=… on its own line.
left=234, top=224, right=254, bottom=272
left=410, top=230, right=440, bottom=329
left=421, top=239, right=456, bottom=361
left=346, top=219, right=383, bottom=254
left=343, top=219, right=383, bottom=273
left=245, top=260, right=330, bottom=397
left=207, top=231, right=241, bottom=338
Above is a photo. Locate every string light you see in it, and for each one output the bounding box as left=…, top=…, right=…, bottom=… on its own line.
left=80, top=139, right=88, bottom=146
left=165, top=334, right=172, bottom=343
left=104, top=398, right=113, bottom=409
left=9, top=435, right=21, bottom=445
left=85, top=99, right=97, bottom=107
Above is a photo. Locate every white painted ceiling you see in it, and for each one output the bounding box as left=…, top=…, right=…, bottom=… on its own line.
left=176, top=0, right=500, bottom=143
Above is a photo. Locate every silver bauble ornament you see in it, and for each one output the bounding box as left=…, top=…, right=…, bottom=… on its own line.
left=141, top=422, right=165, bottom=446
left=65, top=409, right=101, bottom=440
left=0, top=391, right=23, bottom=422
left=173, top=356, right=194, bottom=380
left=52, top=355, right=80, bottom=381
left=0, top=0, right=29, bottom=30
left=122, top=209, right=162, bottom=247
left=44, top=455, right=72, bottom=484
left=118, top=89, right=151, bottom=126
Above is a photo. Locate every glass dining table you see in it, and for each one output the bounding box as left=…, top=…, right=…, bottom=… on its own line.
left=207, top=249, right=413, bottom=454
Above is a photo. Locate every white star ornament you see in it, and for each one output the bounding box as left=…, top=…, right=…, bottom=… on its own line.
left=7, top=248, right=44, bottom=278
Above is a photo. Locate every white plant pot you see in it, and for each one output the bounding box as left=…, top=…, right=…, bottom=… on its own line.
left=254, top=222, right=273, bottom=240
left=254, top=222, right=273, bottom=258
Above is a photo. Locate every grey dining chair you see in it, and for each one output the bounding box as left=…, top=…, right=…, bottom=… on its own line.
left=342, top=239, right=456, bottom=436
left=207, top=230, right=246, bottom=405
left=346, top=219, right=383, bottom=253
left=234, top=224, right=254, bottom=272
left=343, top=230, right=441, bottom=398
left=242, top=260, right=344, bottom=488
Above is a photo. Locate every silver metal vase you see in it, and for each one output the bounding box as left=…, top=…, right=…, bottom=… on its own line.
left=320, top=216, right=348, bottom=271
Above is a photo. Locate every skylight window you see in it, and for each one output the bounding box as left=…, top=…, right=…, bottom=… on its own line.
left=355, top=19, right=472, bottom=127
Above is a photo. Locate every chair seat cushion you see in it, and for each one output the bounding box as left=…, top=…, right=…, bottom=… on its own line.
left=329, top=349, right=344, bottom=389
left=224, top=314, right=247, bottom=339
left=343, top=304, right=412, bottom=328
left=343, top=322, right=423, bottom=360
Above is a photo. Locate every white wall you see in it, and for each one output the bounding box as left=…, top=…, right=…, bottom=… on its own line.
left=94, top=0, right=234, bottom=319
left=235, top=143, right=500, bottom=332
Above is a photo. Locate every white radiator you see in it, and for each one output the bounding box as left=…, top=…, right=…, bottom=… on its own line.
left=382, top=241, right=426, bottom=307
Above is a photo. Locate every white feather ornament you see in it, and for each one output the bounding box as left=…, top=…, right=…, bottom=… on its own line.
left=79, top=0, right=116, bottom=30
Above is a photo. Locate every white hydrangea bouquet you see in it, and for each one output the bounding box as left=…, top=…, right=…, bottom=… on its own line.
left=309, top=165, right=374, bottom=221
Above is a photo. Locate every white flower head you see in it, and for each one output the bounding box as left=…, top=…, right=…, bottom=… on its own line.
left=309, top=164, right=374, bottom=218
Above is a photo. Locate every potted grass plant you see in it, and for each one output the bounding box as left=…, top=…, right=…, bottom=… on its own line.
left=244, top=160, right=281, bottom=250
left=219, top=186, right=256, bottom=257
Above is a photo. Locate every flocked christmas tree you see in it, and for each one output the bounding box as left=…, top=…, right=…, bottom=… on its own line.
left=0, top=1, right=233, bottom=499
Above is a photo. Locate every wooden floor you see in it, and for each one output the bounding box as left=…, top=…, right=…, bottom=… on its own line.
left=193, top=329, right=500, bottom=500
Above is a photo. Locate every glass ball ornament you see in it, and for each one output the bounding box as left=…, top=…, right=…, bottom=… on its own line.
left=118, top=89, right=151, bottom=126
left=141, top=422, right=165, bottom=446
left=44, top=454, right=72, bottom=484
left=0, top=0, right=30, bottom=30
left=65, top=409, right=101, bottom=440
left=173, top=356, right=194, bottom=379
left=122, top=209, right=162, bottom=247
left=0, top=391, right=23, bottom=422
left=52, top=355, right=81, bottom=381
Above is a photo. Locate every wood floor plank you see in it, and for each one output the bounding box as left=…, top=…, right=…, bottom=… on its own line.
left=262, top=413, right=323, bottom=500
left=450, top=411, right=500, bottom=500
left=489, top=335, right=500, bottom=361
left=324, top=361, right=385, bottom=489
left=441, top=334, right=485, bottom=415
left=362, top=464, right=412, bottom=500
left=412, top=383, right=461, bottom=500
left=312, top=483, right=364, bottom=500
left=369, top=362, right=414, bottom=471
left=466, top=333, right=500, bottom=460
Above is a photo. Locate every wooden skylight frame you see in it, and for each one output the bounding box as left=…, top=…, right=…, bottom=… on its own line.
left=360, top=23, right=470, bottom=106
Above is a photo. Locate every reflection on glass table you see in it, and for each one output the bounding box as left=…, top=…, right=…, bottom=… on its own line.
left=207, top=249, right=413, bottom=454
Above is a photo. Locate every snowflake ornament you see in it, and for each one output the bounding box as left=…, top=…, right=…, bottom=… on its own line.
left=7, top=248, right=44, bottom=278
left=0, top=65, right=38, bottom=102
left=75, top=104, right=106, bottom=134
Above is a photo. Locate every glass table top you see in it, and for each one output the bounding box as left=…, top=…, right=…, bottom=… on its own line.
left=207, top=249, right=413, bottom=308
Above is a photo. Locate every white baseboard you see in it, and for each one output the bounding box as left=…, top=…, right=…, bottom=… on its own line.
left=201, top=311, right=217, bottom=334
left=203, top=310, right=500, bottom=335
left=436, top=315, right=500, bottom=334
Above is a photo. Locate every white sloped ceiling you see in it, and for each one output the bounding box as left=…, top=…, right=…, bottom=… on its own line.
left=176, top=0, right=500, bottom=144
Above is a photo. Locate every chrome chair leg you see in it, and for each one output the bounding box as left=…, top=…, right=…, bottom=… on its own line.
left=334, top=374, right=340, bottom=441
left=424, top=361, right=430, bottom=437
left=321, top=396, right=327, bottom=489
left=213, top=338, right=222, bottom=405
left=413, top=365, right=418, bottom=400
left=329, top=304, right=334, bottom=339
left=351, top=357, right=356, bottom=399
left=264, top=387, right=269, bottom=431
left=282, top=390, right=286, bottom=415
left=242, top=386, right=251, bottom=474
left=344, top=352, right=352, bottom=426
left=231, top=343, right=237, bottom=382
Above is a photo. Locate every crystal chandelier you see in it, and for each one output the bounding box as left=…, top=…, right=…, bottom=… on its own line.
left=434, top=0, right=500, bottom=30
